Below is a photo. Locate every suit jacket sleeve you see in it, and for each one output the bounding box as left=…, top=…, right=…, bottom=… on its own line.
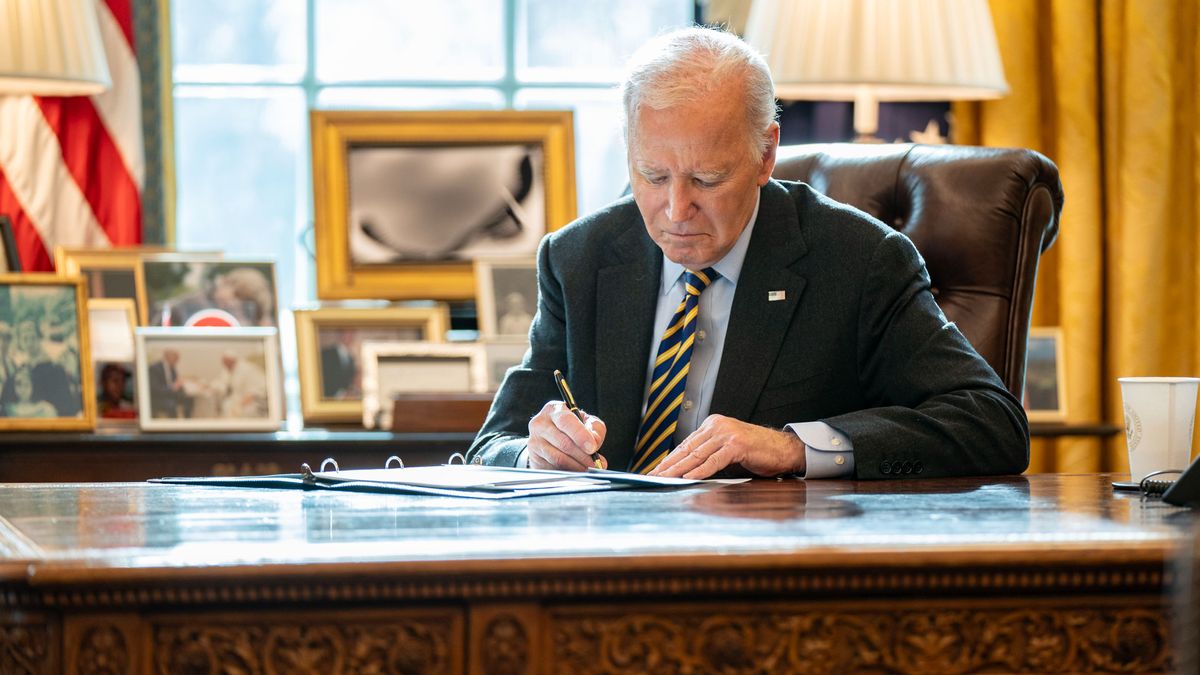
left=467, top=235, right=569, bottom=466
left=822, top=229, right=1029, bottom=478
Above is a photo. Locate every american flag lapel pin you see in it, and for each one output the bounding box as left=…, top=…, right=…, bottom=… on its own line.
left=768, top=290, right=786, bottom=302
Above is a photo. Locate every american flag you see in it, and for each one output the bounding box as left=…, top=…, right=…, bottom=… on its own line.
left=0, top=0, right=143, bottom=272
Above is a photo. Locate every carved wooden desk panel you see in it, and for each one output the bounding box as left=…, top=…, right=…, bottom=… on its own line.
left=0, top=474, right=1187, bottom=674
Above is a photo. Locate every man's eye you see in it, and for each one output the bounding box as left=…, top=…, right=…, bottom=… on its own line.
left=645, top=175, right=668, bottom=185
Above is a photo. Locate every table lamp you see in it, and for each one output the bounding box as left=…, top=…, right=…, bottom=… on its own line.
left=0, top=0, right=112, bottom=96
left=743, top=0, right=1008, bottom=142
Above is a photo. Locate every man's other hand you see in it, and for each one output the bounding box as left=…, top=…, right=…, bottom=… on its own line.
left=527, top=401, right=608, bottom=471
left=649, top=414, right=805, bottom=479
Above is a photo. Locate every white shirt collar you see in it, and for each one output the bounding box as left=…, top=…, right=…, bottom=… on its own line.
left=659, top=192, right=760, bottom=295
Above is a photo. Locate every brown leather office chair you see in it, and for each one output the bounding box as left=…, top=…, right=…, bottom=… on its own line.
left=772, top=143, right=1064, bottom=400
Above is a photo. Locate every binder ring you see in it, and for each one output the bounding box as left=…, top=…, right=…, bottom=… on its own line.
left=320, top=458, right=340, bottom=473
left=385, top=455, right=404, bottom=469
left=447, top=452, right=467, bottom=465
left=1139, top=469, right=1183, bottom=498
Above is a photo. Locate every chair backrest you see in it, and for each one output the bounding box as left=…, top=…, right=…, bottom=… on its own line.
left=772, top=143, right=1064, bottom=399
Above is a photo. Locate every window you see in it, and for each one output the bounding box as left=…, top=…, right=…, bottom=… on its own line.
left=170, top=0, right=695, bottom=404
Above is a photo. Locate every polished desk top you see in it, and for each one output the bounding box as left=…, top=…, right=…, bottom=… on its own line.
left=0, top=474, right=1190, bottom=590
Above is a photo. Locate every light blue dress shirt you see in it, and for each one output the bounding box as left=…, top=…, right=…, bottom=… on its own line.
left=640, top=196, right=854, bottom=479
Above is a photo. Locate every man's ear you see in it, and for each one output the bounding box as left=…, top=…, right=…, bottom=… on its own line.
left=758, top=122, right=780, bottom=186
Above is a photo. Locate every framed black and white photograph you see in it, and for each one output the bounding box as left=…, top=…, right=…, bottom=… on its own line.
left=0, top=274, right=93, bottom=430
left=136, top=327, right=284, bottom=431
left=1025, top=327, right=1067, bottom=422
left=142, top=256, right=278, bottom=328
left=88, top=298, right=138, bottom=423
left=311, top=110, right=577, bottom=301
left=293, top=304, right=451, bottom=424
left=484, top=339, right=529, bottom=391
left=474, top=256, right=538, bottom=340
left=348, top=145, right=545, bottom=264
left=360, top=342, right=487, bottom=429
left=0, top=216, right=20, bottom=272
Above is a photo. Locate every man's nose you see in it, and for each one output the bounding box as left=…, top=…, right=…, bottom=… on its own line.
left=665, top=180, right=697, bottom=223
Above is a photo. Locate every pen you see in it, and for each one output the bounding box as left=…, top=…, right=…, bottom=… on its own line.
left=553, top=369, right=603, bottom=469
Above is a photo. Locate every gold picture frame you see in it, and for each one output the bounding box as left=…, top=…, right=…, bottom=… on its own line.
left=1025, top=326, right=1068, bottom=422
left=311, top=109, right=577, bottom=301
left=55, top=246, right=161, bottom=325
left=0, top=274, right=95, bottom=431
left=294, top=304, right=451, bottom=424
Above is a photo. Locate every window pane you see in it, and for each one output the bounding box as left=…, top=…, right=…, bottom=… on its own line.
left=172, top=86, right=308, bottom=337
left=518, top=0, right=694, bottom=82
left=315, top=0, right=505, bottom=82
left=171, top=0, right=306, bottom=83
left=315, top=87, right=505, bottom=110
left=515, top=88, right=627, bottom=217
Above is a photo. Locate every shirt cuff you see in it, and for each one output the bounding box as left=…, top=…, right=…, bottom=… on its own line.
left=785, top=421, right=854, bottom=479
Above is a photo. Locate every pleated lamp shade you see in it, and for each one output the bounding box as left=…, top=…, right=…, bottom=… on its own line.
left=0, top=0, right=112, bottom=96
left=744, top=0, right=1007, bottom=139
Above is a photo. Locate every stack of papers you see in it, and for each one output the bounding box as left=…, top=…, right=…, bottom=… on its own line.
left=151, top=464, right=703, bottom=499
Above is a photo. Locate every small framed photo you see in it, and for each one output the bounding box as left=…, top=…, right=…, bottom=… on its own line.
left=360, top=342, right=487, bottom=429
left=1025, top=327, right=1067, bottom=422
left=311, top=110, right=577, bottom=301
left=56, top=247, right=162, bottom=325
left=293, top=304, right=451, bottom=424
left=88, top=298, right=138, bottom=423
left=0, top=274, right=94, bottom=430
left=474, top=256, right=538, bottom=340
left=136, top=327, right=284, bottom=431
left=0, top=216, right=20, bottom=272
left=483, top=339, right=529, bottom=391
left=142, top=256, right=278, bottom=328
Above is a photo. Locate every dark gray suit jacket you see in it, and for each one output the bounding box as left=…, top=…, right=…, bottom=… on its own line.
left=467, top=180, right=1029, bottom=478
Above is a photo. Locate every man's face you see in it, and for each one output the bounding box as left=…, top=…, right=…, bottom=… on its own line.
left=164, top=350, right=179, bottom=366
left=628, top=89, right=778, bottom=268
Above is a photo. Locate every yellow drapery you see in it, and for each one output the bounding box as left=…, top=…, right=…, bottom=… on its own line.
left=954, top=0, right=1200, bottom=473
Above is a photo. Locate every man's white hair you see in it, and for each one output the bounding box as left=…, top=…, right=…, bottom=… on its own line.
left=621, top=26, right=778, bottom=159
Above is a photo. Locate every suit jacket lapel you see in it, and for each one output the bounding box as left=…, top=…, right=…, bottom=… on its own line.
left=711, top=181, right=808, bottom=421
left=596, top=222, right=661, bottom=469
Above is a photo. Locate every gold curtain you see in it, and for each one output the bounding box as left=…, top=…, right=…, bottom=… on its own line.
left=954, top=0, right=1200, bottom=473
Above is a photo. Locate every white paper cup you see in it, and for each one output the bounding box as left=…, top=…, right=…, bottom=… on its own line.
left=1118, top=377, right=1200, bottom=481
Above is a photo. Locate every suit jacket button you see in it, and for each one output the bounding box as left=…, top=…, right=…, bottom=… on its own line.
left=902, top=461, right=913, bottom=474
left=880, top=461, right=891, bottom=474
left=913, top=461, right=923, bottom=474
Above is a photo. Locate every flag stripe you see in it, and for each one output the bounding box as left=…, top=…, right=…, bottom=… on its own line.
left=0, top=167, right=53, bottom=271
left=93, top=1, right=145, bottom=188
left=36, top=97, right=142, bottom=246
left=0, top=96, right=110, bottom=256
left=102, top=0, right=135, bottom=51
left=0, top=0, right=142, bottom=271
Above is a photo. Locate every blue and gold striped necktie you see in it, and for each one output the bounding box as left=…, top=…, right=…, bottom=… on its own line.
left=629, top=267, right=719, bottom=474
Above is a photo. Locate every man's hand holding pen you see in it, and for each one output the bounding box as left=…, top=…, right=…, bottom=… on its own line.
left=527, top=400, right=608, bottom=471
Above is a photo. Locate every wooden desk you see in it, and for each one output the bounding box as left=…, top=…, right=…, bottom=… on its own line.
left=0, top=474, right=1189, bottom=673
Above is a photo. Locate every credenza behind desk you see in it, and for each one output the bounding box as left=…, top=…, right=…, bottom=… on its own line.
left=0, top=422, right=1120, bottom=483
left=0, top=474, right=1189, bottom=674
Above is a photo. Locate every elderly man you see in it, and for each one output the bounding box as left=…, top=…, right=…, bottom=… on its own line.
left=467, top=27, right=1028, bottom=480
left=213, top=350, right=267, bottom=419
